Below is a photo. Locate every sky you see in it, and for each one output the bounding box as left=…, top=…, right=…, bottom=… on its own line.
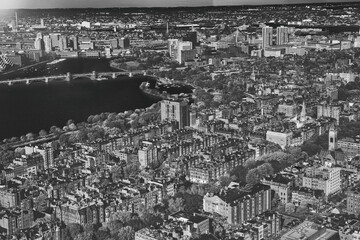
left=0, top=0, right=357, bottom=9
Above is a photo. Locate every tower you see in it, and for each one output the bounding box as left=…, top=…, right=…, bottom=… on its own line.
left=329, top=124, right=338, bottom=151
left=15, top=11, right=18, bottom=28
left=276, top=26, right=289, bottom=45
left=250, top=66, right=256, bottom=81
left=262, top=26, right=273, bottom=49
left=300, top=101, right=306, bottom=122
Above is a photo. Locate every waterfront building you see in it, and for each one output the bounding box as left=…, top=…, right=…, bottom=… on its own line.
left=161, top=99, right=190, bottom=129
left=43, top=35, right=52, bottom=52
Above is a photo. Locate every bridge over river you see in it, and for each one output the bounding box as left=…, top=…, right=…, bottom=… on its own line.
left=0, top=70, right=149, bottom=86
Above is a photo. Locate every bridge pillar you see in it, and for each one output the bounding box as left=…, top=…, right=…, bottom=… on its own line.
left=45, top=78, right=49, bottom=84
left=8, top=81, right=12, bottom=86
left=26, top=80, right=30, bottom=85
left=143, top=71, right=147, bottom=76
left=129, top=72, right=133, bottom=78
left=112, top=73, right=116, bottom=79
left=91, top=71, right=97, bottom=80
left=65, top=72, right=72, bottom=82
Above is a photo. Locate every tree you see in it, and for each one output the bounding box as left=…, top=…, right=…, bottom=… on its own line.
left=107, top=220, right=124, bottom=235
left=219, top=176, right=232, bottom=187
left=39, top=129, right=48, bottom=137
left=116, top=226, right=135, bottom=240
left=67, top=223, right=83, bottom=239
left=246, top=168, right=260, bottom=184
left=26, top=132, right=35, bottom=141
left=168, top=197, right=184, bottom=213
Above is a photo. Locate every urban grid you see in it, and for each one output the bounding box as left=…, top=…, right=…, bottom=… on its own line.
left=0, top=1, right=360, bottom=240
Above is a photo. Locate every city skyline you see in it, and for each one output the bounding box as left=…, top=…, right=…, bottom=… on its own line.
left=0, top=0, right=358, bottom=9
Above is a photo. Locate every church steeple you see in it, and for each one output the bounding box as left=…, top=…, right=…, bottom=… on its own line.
left=329, top=123, right=338, bottom=151
left=300, top=101, right=306, bottom=121
left=250, top=67, right=256, bottom=81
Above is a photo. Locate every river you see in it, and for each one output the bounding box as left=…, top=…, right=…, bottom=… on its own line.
left=0, top=58, right=160, bottom=140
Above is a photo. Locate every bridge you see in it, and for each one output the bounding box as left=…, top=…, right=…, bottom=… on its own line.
left=0, top=70, right=149, bottom=86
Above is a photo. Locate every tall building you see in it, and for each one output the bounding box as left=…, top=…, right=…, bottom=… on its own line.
left=338, top=136, right=360, bottom=159
left=203, top=184, right=271, bottom=225
left=70, top=36, right=78, bottom=50
left=58, top=36, right=68, bottom=51
left=317, top=103, right=340, bottom=124
left=43, top=35, right=52, bottom=52
left=176, top=41, right=193, bottom=63
left=161, top=99, right=190, bottom=129
left=34, top=38, right=44, bottom=50
left=183, top=31, right=197, bottom=49
left=302, top=165, right=341, bottom=196
left=40, top=18, right=44, bottom=27
left=36, top=32, right=43, bottom=40
left=50, top=33, right=60, bottom=47
left=262, top=26, right=273, bottom=49
left=329, top=124, right=338, bottom=151
left=347, top=184, right=360, bottom=216
left=138, top=141, right=158, bottom=168
left=119, top=37, right=130, bottom=49
left=276, top=26, right=289, bottom=45
left=168, top=39, right=179, bottom=58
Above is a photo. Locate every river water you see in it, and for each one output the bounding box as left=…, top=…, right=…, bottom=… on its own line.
left=0, top=58, right=160, bottom=140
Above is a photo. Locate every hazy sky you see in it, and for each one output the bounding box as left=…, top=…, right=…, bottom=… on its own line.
left=0, top=0, right=357, bottom=9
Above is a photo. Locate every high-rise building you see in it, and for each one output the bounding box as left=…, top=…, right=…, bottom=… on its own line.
left=40, top=18, right=44, bottom=27
left=43, top=35, right=52, bottom=52
left=302, top=165, right=341, bottom=196
left=262, top=26, right=273, bottom=49
left=119, top=37, right=130, bottom=49
left=317, top=103, right=340, bottom=124
left=176, top=41, right=193, bottom=63
left=203, top=184, right=271, bottom=225
left=34, top=38, right=44, bottom=50
left=161, top=99, right=190, bottom=129
left=36, top=32, right=43, bottom=40
left=183, top=31, right=197, bottom=49
left=70, top=36, right=78, bottom=50
left=50, top=33, right=60, bottom=47
left=347, top=185, right=360, bottom=216
left=58, top=36, right=68, bottom=51
left=138, top=141, right=158, bottom=168
left=168, top=39, right=179, bottom=58
left=276, top=26, right=289, bottom=45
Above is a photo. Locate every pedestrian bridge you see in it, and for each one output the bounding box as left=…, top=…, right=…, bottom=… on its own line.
left=0, top=70, right=148, bottom=86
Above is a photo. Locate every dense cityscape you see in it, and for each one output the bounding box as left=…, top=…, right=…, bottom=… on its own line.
left=0, top=1, right=360, bottom=240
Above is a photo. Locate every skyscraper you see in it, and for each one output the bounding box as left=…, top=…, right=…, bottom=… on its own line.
left=36, top=32, right=43, bottom=40
left=58, top=36, right=68, bottom=51
left=50, top=33, right=60, bottom=48
left=168, top=39, right=179, bottom=59
left=161, top=99, right=190, bottom=129
left=43, top=35, right=52, bottom=52
left=34, top=38, right=44, bottom=50
left=183, top=31, right=197, bottom=49
left=276, top=26, right=289, bottom=45
left=119, top=37, right=130, bottom=49
left=262, top=26, right=273, bottom=49
left=70, top=36, right=79, bottom=50
left=176, top=41, right=193, bottom=63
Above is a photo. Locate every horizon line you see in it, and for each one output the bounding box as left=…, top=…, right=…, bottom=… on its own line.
left=1, top=1, right=359, bottom=10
